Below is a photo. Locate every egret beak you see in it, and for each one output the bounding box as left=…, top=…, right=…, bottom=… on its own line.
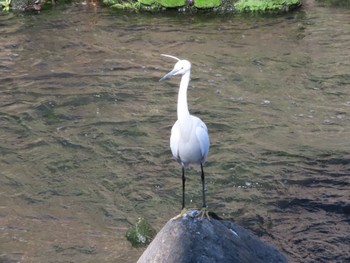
left=159, top=68, right=179, bottom=81
left=160, top=54, right=181, bottom=81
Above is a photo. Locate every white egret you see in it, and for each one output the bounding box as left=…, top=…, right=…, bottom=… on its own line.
left=160, top=54, right=210, bottom=214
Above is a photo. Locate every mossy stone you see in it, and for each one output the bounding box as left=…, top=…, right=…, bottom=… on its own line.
left=194, top=0, right=221, bottom=8
left=235, top=0, right=300, bottom=11
left=140, top=0, right=156, bottom=5
left=156, top=0, right=186, bottom=7
left=125, top=218, right=156, bottom=248
left=102, top=0, right=117, bottom=6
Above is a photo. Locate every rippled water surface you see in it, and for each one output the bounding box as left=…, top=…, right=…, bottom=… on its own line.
left=0, top=1, right=349, bottom=262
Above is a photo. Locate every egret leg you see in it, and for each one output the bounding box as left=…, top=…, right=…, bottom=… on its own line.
left=182, top=166, right=186, bottom=210
left=201, top=163, right=206, bottom=208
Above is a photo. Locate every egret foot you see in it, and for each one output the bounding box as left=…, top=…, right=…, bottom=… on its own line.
left=172, top=208, right=211, bottom=220
left=171, top=208, right=189, bottom=221
left=198, top=207, right=211, bottom=220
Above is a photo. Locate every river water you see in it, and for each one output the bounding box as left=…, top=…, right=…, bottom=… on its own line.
left=0, top=1, right=349, bottom=262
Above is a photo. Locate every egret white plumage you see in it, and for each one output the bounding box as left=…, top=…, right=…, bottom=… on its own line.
left=160, top=54, right=210, bottom=213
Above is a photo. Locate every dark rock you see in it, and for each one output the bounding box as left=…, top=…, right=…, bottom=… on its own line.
left=138, top=211, right=287, bottom=263
left=10, top=0, right=44, bottom=11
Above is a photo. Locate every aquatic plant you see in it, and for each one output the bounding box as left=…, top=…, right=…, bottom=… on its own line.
left=125, top=217, right=156, bottom=247
left=0, top=0, right=11, bottom=11
left=109, top=0, right=141, bottom=9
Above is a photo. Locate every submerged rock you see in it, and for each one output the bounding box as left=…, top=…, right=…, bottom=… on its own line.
left=137, top=211, right=287, bottom=263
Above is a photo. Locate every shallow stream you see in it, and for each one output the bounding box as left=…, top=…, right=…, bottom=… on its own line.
left=0, top=1, right=349, bottom=262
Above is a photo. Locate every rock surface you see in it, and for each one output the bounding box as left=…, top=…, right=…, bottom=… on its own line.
left=137, top=211, right=288, bottom=263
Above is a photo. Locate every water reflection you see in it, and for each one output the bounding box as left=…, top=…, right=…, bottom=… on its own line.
left=0, top=2, right=349, bottom=262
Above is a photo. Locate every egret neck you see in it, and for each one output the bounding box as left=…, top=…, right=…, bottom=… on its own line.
left=177, top=70, right=191, bottom=137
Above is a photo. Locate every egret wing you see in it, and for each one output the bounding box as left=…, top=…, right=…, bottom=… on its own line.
left=170, top=121, right=180, bottom=160
left=196, top=121, right=210, bottom=161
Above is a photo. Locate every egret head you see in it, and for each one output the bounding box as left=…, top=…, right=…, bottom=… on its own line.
left=160, top=54, right=191, bottom=81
